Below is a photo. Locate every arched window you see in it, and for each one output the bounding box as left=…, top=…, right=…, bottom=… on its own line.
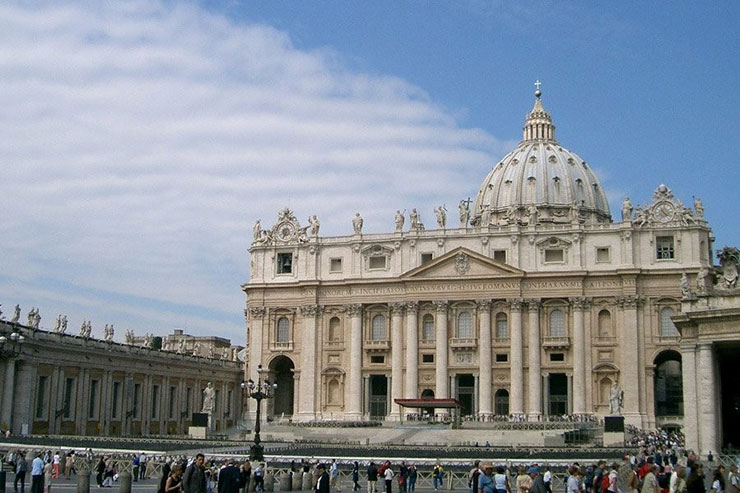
left=495, top=313, right=508, bottom=339
left=660, top=307, right=679, bottom=337
left=422, top=314, right=435, bottom=341
left=655, top=351, right=683, bottom=416
left=276, top=317, right=290, bottom=342
left=495, top=389, right=509, bottom=416
left=549, top=309, right=565, bottom=338
left=329, top=317, right=341, bottom=341
left=598, top=310, right=612, bottom=337
left=371, top=314, right=386, bottom=341
left=457, top=311, right=473, bottom=338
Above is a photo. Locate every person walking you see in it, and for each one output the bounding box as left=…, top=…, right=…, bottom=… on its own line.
left=383, top=463, right=395, bottom=493
left=352, top=461, right=360, bottom=491
left=183, top=454, right=207, bottom=493
left=367, top=462, right=379, bottom=493
left=330, top=460, right=341, bottom=492
left=433, top=464, right=444, bottom=491
left=133, top=454, right=140, bottom=482
left=165, top=464, right=184, bottom=493
left=15, top=452, right=28, bottom=493
left=316, top=464, right=330, bottom=493
left=494, top=466, right=511, bottom=493
left=218, top=459, right=243, bottom=493
left=479, top=463, right=496, bottom=493
left=30, top=453, right=44, bottom=493
left=43, top=461, right=53, bottom=493
left=95, top=457, right=105, bottom=488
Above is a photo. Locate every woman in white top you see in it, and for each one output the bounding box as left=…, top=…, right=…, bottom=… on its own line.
left=384, top=465, right=395, bottom=493
left=713, top=467, right=727, bottom=493
left=494, top=466, right=511, bottom=493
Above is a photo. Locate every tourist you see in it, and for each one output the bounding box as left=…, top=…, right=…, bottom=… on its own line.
left=183, top=454, right=207, bottom=493
left=530, top=466, right=547, bottom=493
left=470, top=461, right=482, bottom=493
left=728, top=465, right=739, bottom=493
left=64, top=452, right=74, bottom=480
left=544, top=466, right=553, bottom=493
left=686, top=464, right=705, bottom=493
left=407, top=465, right=417, bottom=493
left=607, top=464, right=619, bottom=493
left=95, top=457, right=105, bottom=487
left=140, top=453, right=148, bottom=480
left=617, top=456, right=637, bottom=493
left=352, top=461, right=360, bottom=491
left=399, top=462, right=408, bottom=493
left=567, top=466, right=582, bottom=493
left=218, top=459, right=242, bottom=493
left=166, top=464, right=184, bottom=493
left=367, top=461, right=379, bottom=493
left=517, top=466, right=533, bottom=493
left=316, top=463, right=330, bottom=493
left=713, top=467, right=727, bottom=493
left=642, top=465, right=660, bottom=493
left=432, top=463, right=444, bottom=491
left=479, top=463, right=495, bottom=493
left=253, top=462, right=265, bottom=492
left=102, top=457, right=115, bottom=487
left=15, top=451, right=28, bottom=493
left=30, top=452, right=44, bottom=493
left=51, top=452, right=60, bottom=480
left=594, top=462, right=607, bottom=493
left=330, top=459, right=340, bottom=491
left=158, top=460, right=172, bottom=493
left=240, top=460, right=252, bottom=492
left=494, top=465, right=511, bottom=493
left=383, top=462, right=395, bottom=493
left=43, top=460, right=53, bottom=493
left=674, top=466, right=687, bottom=493
left=133, top=454, right=140, bottom=482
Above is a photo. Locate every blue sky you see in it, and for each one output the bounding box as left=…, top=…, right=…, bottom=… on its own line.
left=0, top=1, right=737, bottom=343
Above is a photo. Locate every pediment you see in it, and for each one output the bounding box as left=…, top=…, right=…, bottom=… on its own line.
left=401, top=247, right=524, bottom=279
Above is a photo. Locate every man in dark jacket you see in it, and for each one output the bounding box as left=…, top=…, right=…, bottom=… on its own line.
left=183, top=454, right=207, bottom=493
left=530, top=466, right=548, bottom=493
left=218, top=459, right=243, bottom=493
left=316, top=464, right=330, bottom=493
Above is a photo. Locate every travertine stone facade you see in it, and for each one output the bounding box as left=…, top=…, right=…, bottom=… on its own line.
left=244, top=92, right=714, bottom=432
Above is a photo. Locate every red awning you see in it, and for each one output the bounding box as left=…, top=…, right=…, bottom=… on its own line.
left=394, top=398, right=464, bottom=409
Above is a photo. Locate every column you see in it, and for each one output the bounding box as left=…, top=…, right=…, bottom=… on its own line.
left=508, top=299, right=524, bottom=415
left=102, top=370, right=113, bottom=435
left=697, top=343, right=719, bottom=458
left=390, top=303, right=405, bottom=419
left=12, top=361, right=37, bottom=436
left=527, top=300, right=542, bottom=419
left=433, top=301, right=449, bottom=399
left=543, top=374, right=550, bottom=416
left=404, top=302, right=419, bottom=401
left=362, top=375, right=370, bottom=417
left=477, top=300, right=492, bottom=417
left=571, top=297, right=587, bottom=414
left=76, top=369, right=89, bottom=435
left=0, top=359, right=16, bottom=429
left=680, top=343, right=699, bottom=453
left=298, top=304, right=320, bottom=421
left=619, top=295, right=641, bottom=426
left=247, top=307, right=266, bottom=382
left=346, top=304, right=363, bottom=419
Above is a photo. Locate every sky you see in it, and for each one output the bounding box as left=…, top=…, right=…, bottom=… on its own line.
left=0, top=1, right=738, bottom=343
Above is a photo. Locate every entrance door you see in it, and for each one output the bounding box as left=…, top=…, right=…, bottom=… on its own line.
left=270, top=356, right=295, bottom=417
left=548, top=373, right=568, bottom=416
left=456, top=374, right=475, bottom=416
left=719, top=344, right=740, bottom=448
left=369, top=375, right=387, bottom=420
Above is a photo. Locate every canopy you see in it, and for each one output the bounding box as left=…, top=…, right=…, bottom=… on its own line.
left=394, top=398, right=464, bottom=409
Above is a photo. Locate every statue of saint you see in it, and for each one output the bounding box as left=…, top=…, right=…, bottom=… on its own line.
left=409, top=208, right=420, bottom=231
left=696, top=267, right=710, bottom=295
left=694, top=197, right=704, bottom=218
left=309, top=215, right=320, bottom=237
left=609, top=382, right=624, bottom=415
left=352, top=213, right=363, bottom=234
left=202, top=382, right=215, bottom=414
left=621, top=197, right=634, bottom=222
left=434, top=205, right=447, bottom=229
left=11, top=304, right=20, bottom=323
left=528, top=205, right=538, bottom=226
left=253, top=219, right=262, bottom=242
left=394, top=210, right=405, bottom=232
left=458, top=200, right=469, bottom=228
left=680, top=273, right=691, bottom=298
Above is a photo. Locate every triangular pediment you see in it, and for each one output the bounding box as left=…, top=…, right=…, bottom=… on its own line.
left=401, top=247, right=524, bottom=279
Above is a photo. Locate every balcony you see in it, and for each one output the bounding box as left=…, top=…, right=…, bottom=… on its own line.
left=269, top=341, right=293, bottom=352
left=324, top=340, right=345, bottom=350
left=364, top=339, right=390, bottom=352
left=542, top=336, right=570, bottom=349
left=449, top=338, right=478, bottom=350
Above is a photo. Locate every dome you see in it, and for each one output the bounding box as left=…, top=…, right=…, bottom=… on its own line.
left=470, top=92, right=611, bottom=226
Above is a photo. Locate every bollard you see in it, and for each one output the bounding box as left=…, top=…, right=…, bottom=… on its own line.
left=118, top=471, right=132, bottom=493
left=0, top=470, right=6, bottom=493
left=292, top=471, right=302, bottom=490
left=77, top=472, right=91, bottom=493
left=279, top=471, right=292, bottom=491
left=302, top=472, right=312, bottom=491
left=264, top=472, right=275, bottom=491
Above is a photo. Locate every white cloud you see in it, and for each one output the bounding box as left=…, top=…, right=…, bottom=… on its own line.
left=0, top=1, right=508, bottom=341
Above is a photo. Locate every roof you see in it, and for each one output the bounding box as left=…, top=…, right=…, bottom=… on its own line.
left=394, top=398, right=465, bottom=409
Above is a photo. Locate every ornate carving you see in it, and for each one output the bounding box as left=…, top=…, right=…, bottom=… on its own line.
left=507, top=298, right=525, bottom=311
left=526, top=299, right=541, bottom=312
left=456, top=352, right=473, bottom=364
left=405, top=301, right=419, bottom=312
left=433, top=300, right=448, bottom=313
left=390, top=302, right=406, bottom=315
left=569, top=297, right=592, bottom=310
left=717, top=246, right=739, bottom=290
left=300, top=304, right=321, bottom=317
left=454, top=252, right=470, bottom=275
left=536, top=236, right=571, bottom=253
left=476, top=299, right=492, bottom=311
left=510, top=235, right=519, bottom=245
left=248, top=307, right=266, bottom=320
left=616, top=295, right=643, bottom=308
left=346, top=304, right=363, bottom=317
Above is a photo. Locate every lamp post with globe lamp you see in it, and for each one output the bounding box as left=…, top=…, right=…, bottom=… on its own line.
left=241, top=364, right=276, bottom=461
left=0, top=330, right=25, bottom=435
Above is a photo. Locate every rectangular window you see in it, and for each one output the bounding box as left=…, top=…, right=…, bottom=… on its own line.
left=133, top=383, right=141, bottom=419
left=35, top=376, right=48, bottom=419
left=329, top=258, right=343, bottom=273
left=656, top=236, right=675, bottom=260
left=421, top=253, right=433, bottom=265
left=550, top=353, right=565, bottom=362
left=370, top=355, right=385, bottom=364
left=88, top=379, right=99, bottom=419
left=493, top=250, right=507, bottom=264
left=545, top=249, right=564, bottom=263
left=368, top=255, right=386, bottom=270
left=168, top=386, right=177, bottom=420
left=151, top=385, right=160, bottom=419
left=277, top=253, right=293, bottom=274
left=495, top=353, right=508, bottom=363
left=63, top=377, right=75, bottom=419
left=596, top=247, right=610, bottom=263
left=112, top=381, right=121, bottom=419
left=226, top=390, right=233, bottom=417
left=422, top=354, right=434, bottom=363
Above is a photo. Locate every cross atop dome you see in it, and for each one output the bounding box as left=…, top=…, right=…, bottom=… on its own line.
left=534, top=79, right=542, bottom=99
left=523, top=82, right=555, bottom=142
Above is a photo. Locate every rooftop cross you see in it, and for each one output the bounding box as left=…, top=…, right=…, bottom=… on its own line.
left=534, top=80, right=542, bottom=99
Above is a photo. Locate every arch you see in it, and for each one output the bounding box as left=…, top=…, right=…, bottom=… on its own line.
left=268, top=355, right=295, bottom=417
left=660, top=307, right=679, bottom=337
left=457, top=311, right=473, bottom=338
left=549, top=309, right=565, bottom=337
left=422, top=314, right=435, bottom=341
left=371, top=314, right=386, bottom=340
left=494, top=389, right=509, bottom=416
left=276, top=317, right=290, bottom=342
left=597, top=309, right=612, bottom=336
left=420, top=389, right=435, bottom=399
left=329, top=316, right=341, bottom=341
left=495, top=312, right=508, bottom=339
left=654, top=350, right=682, bottom=416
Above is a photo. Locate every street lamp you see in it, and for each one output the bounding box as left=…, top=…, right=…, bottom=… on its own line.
left=241, top=364, right=276, bottom=461
left=0, top=331, right=25, bottom=357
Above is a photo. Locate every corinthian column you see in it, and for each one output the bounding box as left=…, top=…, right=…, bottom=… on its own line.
left=405, top=302, right=419, bottom=402
left=697, top=343, right=719, bottom=458
left=570, top=297, right=588, bottom=414
left=298, top=304, right=320, bottom=421
left=346, top=304, right=363, bottom=419
left=247, top=307, right=266, bottom=382
left=618, top=295, right=642, bottom=426
left=527, top=299, right=542, bottom=419
left=477, top=300, right=492, bottom=417
left=508, top=299, right=524, bottom=415
left=390, top=303, right=405, bottom=420
left=433, top=300, right=449, bottom=399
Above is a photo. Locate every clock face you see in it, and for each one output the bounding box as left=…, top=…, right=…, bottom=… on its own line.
left=653, top=202, right=675, bottom=223
left=276, top=221, right=296, bottom=241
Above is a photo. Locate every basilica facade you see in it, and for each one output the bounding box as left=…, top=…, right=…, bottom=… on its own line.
left=243, top=92, right=722, bottom=451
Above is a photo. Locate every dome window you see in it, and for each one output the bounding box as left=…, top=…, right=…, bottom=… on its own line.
left=553, top=176, right=561, bottom=183
left=529, top=155, right=537, bottom=164
left=567, top=158, right=575, bottom=165
left=549, top=155, right=557, bottom=164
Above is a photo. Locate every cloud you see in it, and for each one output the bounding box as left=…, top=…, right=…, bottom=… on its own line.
left=0, top=1, right=508, bottom=341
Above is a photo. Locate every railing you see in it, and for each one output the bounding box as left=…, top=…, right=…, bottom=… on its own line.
left=364, top=339, right=390, bottom=350
left=269, top=341, right=293, bottom=352
left=449, top=337, right=477, bottom=349
left=542, top=336, right=570, bottom=348
left=323, top=340, right=345, bottom=350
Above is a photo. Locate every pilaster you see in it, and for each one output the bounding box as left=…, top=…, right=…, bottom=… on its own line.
left=433, top=300, right=449, bottom=399
left=477, top=300, right=492, bottom=417
left=508, top=298, right=524, bottom=415
left=404, top=302, right=419, bottom=403
left=389, top=302, right=405, bottom=419
left=526, top=299, right=542, bottom=419
left=346, top=303, right=363, bottom=419
left=297, top=304, right=320, bottom=421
